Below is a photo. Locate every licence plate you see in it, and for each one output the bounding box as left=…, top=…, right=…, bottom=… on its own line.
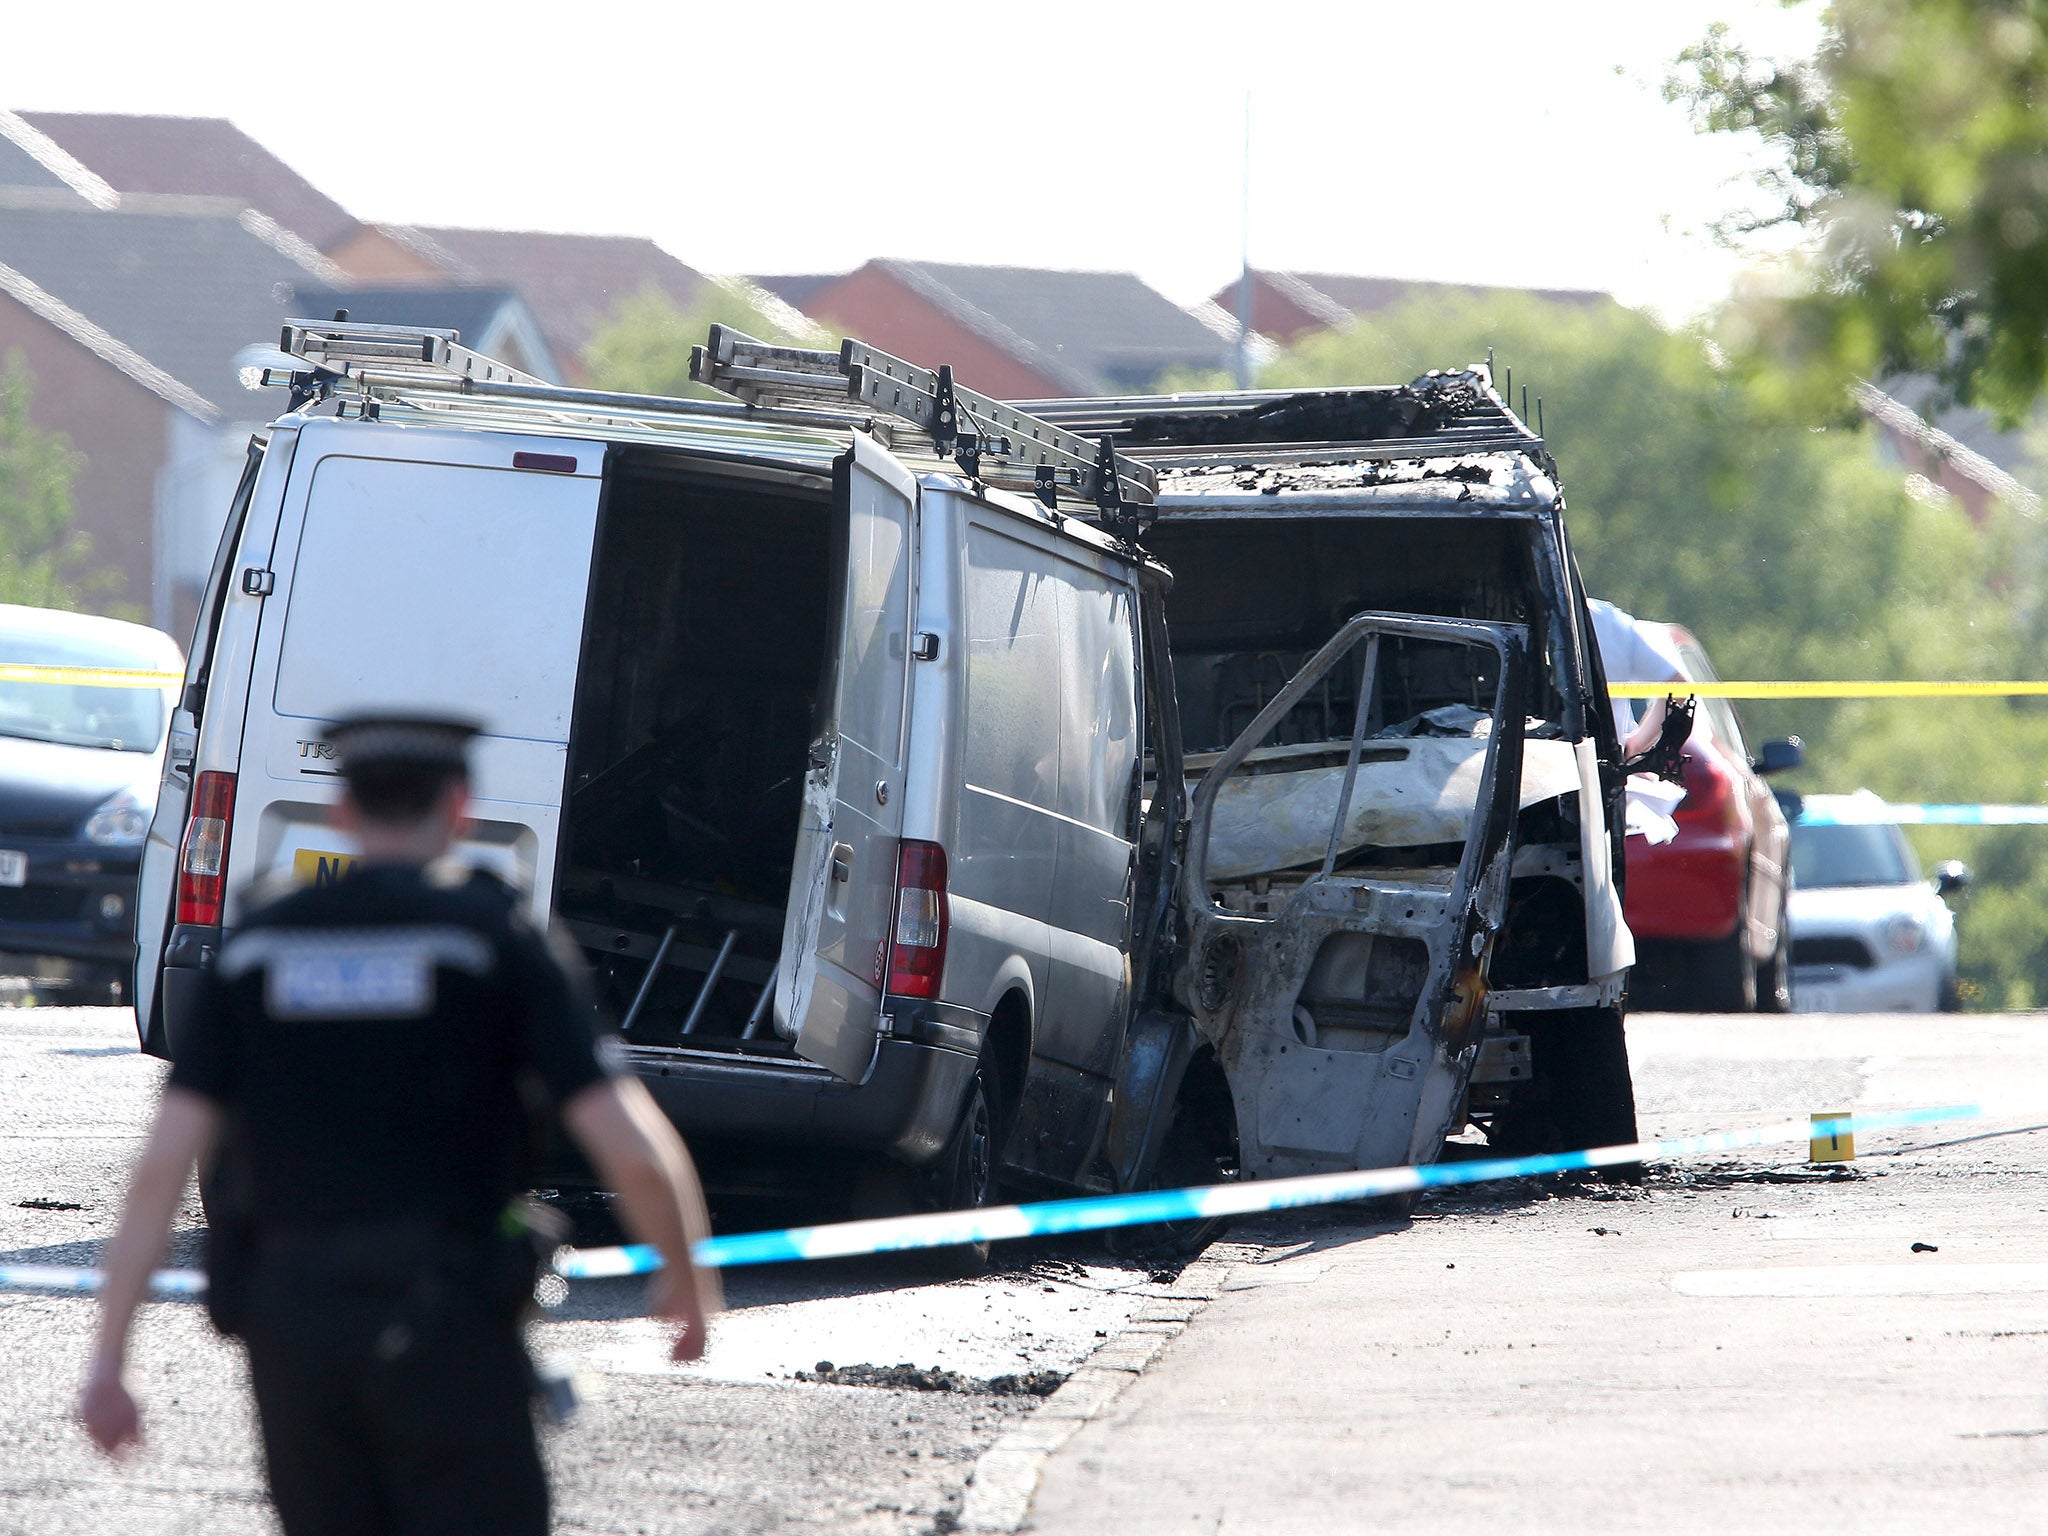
left=1798, top=983, right=1839, bottom=1013
left=292, top=848, right=360, bottom=887
left=0, top=850, right=23, bottom=887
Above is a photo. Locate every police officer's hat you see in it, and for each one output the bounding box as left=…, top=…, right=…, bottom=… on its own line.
left=324, top=712, right=482, bottom=784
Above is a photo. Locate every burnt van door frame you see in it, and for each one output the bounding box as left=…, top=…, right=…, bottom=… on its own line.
left=1176, top=612, right=1529, bottom=1112
left=782, top=434, right=917, bottom=1081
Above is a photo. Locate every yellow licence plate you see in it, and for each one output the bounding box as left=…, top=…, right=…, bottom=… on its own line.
left=292, top=848, right=360, bottom=887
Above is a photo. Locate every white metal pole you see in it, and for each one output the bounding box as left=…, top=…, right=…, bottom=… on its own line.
left=1235, top=90, right=1254, bottom=389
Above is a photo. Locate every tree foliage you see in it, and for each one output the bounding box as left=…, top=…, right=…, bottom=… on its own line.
left=580, top=279, right=830, bottom=400
left=1670, top=2, right=2048, bottom=424
left=0, top=353, right=97, bottom=611
left=1264, top=293, right=2048, bottom=1006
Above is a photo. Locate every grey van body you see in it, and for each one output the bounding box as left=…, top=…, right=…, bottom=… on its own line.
left=1029, top=374, right=1641, bottom=1178
left=135, top=324, right=1187, bottom=1207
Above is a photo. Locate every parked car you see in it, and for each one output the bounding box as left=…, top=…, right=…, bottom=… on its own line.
left=1622, top=624, right=1802, bottom=1012
left=1786, top=791, right=1965, bottom=1012
left=0, top=603, right=182, bottom=1003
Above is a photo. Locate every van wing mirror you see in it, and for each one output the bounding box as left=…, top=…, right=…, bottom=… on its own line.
left=1754, top=737, right=1804, bottom=777
left=1934, top=860, right=1972, bottom=897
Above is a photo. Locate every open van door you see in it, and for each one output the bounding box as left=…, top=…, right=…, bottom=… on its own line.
left=777, top=435, right=916, bottom=1081
left=1170, top=612, right=1531, bottom=1178
left=135, top=435, right=271, bottom=1055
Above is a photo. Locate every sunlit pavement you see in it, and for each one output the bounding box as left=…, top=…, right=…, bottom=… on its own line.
left=1026, top=1009, right=2048, bottom=1535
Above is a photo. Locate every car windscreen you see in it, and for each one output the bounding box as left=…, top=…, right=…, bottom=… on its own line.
left=0, top=626, right=170, bottom=752
left=1789, top=821, right=1918, bottom=888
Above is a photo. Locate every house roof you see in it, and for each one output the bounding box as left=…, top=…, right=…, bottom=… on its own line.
left=0, top=111, right=115, bottom=206
left=373, top=225, right=705, bottom=368
left=1209, top=271, right=1615, bottom=340
left=0, top=130, right=89, bottom=202
left=753, top=273, right=842, bottom=312
left=1273, top=271, right=1611, bottom=315
left=866, top=260, right=1225, bottom=392
left=15, top=111, right=358, bottom=249
left=1874, top=375, right=2039, bottom=488
left=0, top=194, right=330, bottom=418
left=1860, top=378, right=2043, bottom=512
left=293, top=283, right=519, bottom=346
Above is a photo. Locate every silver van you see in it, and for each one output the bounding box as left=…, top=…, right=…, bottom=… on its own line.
left=136, top=321, right=1187, bottom=1244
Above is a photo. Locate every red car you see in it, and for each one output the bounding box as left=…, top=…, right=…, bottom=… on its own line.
left=1622, top=625, right=1801, bottom=1011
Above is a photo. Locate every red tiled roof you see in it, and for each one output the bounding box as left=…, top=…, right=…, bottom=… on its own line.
left=386, top=226, right=705, bottom=367
left=18, top=111, right=358, bottom=249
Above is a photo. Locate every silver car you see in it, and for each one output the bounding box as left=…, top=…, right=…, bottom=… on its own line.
left=1787, top=792, right=1966, bottom=1012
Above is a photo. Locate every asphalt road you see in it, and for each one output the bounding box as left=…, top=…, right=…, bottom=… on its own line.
left=4, top=1005, right=2044, bottom=1534
left=0, top=1006, right=1195, bottom=1536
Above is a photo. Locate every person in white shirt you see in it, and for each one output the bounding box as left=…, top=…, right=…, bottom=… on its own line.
left=1586, top=597, right=1694, bottom=845
left=1587, top=597, right=1688, bottom=758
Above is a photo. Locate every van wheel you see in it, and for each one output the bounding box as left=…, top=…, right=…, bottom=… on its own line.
left=1487, top=1007, right=1640, bottom=1178
left=1114, top=1059, right=1239, bottom=1256
left=917, top=1063, right=1005, bottom=1277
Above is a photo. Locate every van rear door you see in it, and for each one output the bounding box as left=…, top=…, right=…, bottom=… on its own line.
left=777, top=435, right=916, bottom=1080
left=227, top=422, right=604, bottom=919
left=135, top=435, right=273, bottom=1052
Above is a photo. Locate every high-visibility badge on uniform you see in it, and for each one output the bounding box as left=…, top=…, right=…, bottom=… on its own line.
left=267, top=942, right=434, bottom=1019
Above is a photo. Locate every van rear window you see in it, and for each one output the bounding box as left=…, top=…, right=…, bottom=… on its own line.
left=273, top=456, right=598, bottom=742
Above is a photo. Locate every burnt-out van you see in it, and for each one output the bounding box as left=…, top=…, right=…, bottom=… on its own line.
left=1029, top=375, right=1640, bottom=1181
left=136, top=321, right=1187, bottom=1252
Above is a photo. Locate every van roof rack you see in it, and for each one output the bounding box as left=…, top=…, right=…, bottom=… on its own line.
left=689, top=326, right=1156, bottom=518
left=262, top=318, right=1156, bottom=525
left=1012, top=371, right=1548, bottom=472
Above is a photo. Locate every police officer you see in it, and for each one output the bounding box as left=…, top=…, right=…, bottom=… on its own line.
left=78, top=712, right=721, bottom=1535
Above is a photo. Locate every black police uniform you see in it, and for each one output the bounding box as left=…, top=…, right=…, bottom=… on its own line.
left=168, top=861, right=612, bottom=1536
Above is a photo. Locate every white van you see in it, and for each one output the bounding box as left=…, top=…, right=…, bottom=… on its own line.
left=136, top=321, right=1187, bottom=1239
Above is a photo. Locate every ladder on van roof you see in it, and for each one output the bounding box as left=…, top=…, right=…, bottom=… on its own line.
left=264, top=318, right=1157, bottom=524
left=687, top=327, right=1157, bottom=517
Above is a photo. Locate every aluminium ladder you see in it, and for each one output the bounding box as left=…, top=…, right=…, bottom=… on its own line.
left=265, top=318, right=1157, bottom=524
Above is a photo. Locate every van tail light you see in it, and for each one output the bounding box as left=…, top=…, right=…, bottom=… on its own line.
left=174, top=771, right=237, bottom=927
left=888, top=840, right=949, bottom=1000
left=1675, top=747, right=1736, bottom=829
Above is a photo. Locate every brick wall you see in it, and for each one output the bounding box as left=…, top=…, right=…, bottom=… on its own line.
left=801, top=267, right=1067, bottom=399
left=0, top=296, right=169, bottom=617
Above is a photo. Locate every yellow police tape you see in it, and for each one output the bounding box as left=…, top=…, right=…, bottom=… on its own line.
left=0, top=663, right=183, bottom=689
left=1608, top=680, right=2048, bottom=700
left=9, top=663, right=2047, bottom=702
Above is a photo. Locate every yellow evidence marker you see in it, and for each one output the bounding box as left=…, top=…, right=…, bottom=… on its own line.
left=1810, top=1112, right=1856, bottom=1164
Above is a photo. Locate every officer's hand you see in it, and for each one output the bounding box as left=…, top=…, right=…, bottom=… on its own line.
left=650, top=1268, right=715, bottom=1363
left=78, top=1363, right=143, bottom=1457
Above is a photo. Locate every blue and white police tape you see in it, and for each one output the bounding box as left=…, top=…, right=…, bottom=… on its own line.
left=0, top=1102, right=1993, bottom=1298
left=1793, top=802, right=2048, bottom=827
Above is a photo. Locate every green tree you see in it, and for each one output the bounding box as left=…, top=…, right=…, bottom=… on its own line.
left=581, top=279, right=830, bottom=400
left=1262, top=293, right=2048, bottom=1005
left=0, top=353, right=97, bottom=610
left=1670, top=2, right=2048, bottom=424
